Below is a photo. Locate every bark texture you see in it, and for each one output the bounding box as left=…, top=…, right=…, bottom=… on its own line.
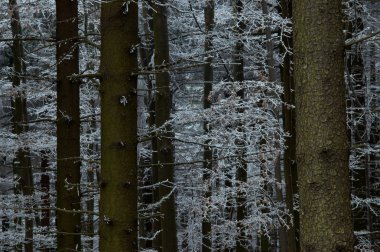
left=99, top=1, right=139, bottom=251
left=56, top=0, right=81, bottom=250
left=293, top=0, right=355, bottom=251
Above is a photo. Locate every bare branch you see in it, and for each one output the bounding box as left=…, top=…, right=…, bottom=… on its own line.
left=345, top=29, right=380, bottom=46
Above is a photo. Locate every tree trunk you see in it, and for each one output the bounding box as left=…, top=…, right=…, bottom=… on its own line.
left=293, top=0, right=355, bottom=251
left=99, top=1, right=139, bottom=251
left=56, top=0, right=81, bottom=250
left=153, top=1, right=178, bottom=251
left=280, top=1, right=300, bottom=251
left=202, top=1, right=214, bottom=251
left=9, top=1, right=33, bottom=251
left=40, top=150, right=50, bottom=252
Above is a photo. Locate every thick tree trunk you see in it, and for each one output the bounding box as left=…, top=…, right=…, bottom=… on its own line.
left=153, top=1, right=178, bottom=251
left=293, top=0, right=355, bottom=251
left=202, top=1, right=214, bottom=251
left=9, top=1, right=33, bottom=251
left=99, top=1, right=139, bottom=251
left=56, top=0, right=81, bottom=250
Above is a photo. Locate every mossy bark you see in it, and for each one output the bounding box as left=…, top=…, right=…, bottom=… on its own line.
left=99, top=1, right=139, bottom=251
left=293, top=0, right=355, bottom=251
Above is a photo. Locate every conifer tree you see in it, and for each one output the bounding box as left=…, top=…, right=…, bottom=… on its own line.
left=56, top=0, right=81, bottom=250
left=99, top=1, right=139, bottom=251
left=294, top=0, right=355, bottom=250
left=153, top=0, right=178, bottom=250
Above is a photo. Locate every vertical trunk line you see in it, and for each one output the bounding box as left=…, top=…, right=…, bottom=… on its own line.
left=153, top=1, right=178, bottom=251
left=202, top=1, right=214, bottom=251
left=56, top=0, right=81, bottom=250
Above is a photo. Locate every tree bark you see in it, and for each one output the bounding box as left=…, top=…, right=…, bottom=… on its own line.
left=293, top=0, right=355, bottom=251
left=56, top=0, right=81, bottom=250
left=99, top=1, right=139, bottom=251
left=100, top=1, right=138, bottom=251
left=153, top=1, right=178, bottom=251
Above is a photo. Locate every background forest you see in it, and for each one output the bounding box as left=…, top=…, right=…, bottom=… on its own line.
left=0, top=0, right=379, bottom=251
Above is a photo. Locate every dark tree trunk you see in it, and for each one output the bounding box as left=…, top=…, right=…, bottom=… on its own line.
left=294, top=0, right=355, bottom=250
left=40, top=150, right=50, bottom=252
left=55, top=0, right=81, bottom=250
left=279, top=0, right=300, bottom=251
left=153, top=1, right=178, bottom=251
left=99, top=1, right=139, bottom=251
